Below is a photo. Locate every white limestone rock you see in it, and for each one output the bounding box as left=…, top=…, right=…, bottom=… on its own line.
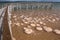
left=24, top=17, right=27, bottom=20
left=24, top=22, right=28, bottom=24
left=36, top=24, right=40, bottom=26
left=23, top=27, right=34, bottom=34
left=56, top=17, right=60, bottom=21
left=36, top=27, right=43, bottom=31
left=43, top=26, right=53, bottom=32
left=54, top=29, right=60, bottom=35
left=43, top=23, right=46, bottom=25
left=42, top=18, right=45, bottom=20
left=13, top=15, right=16, bottom=18
left=30, top=23, right=36, bottom=27
left=48, top=19, right=52, bottom=22
left=52, top=19, right=56, bottom=22
left=12, top=37, right=16, bottom=40
left=34, top=18, right=37, bottom=20
left=27, top=25, right=31, bottom=28
left=40, top=21, right=43, bottom=24
left=51, top=19, right=56, bottom=23
left=20, top=15, right=24, bottom=18
left=15, top=23, right=20, bottom=26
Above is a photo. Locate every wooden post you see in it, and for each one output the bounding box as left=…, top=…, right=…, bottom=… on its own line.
left=20, top=4, right=21, bottom=10
left=27, top=4, right=28, bottom=10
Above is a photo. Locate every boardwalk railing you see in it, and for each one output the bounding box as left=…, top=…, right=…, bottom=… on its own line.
left=8, top=3, right=53, bottom=11
left=0, top=7, right=6, bottom=40
left=0, top=7, right=6, bottom=29
left=8, top=5, right=14, bottom=40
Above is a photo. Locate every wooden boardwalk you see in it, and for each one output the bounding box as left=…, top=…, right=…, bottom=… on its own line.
left=2, top=7, right=11, bottom=40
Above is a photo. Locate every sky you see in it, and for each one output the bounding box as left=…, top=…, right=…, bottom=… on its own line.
left=0, top=0, right=60, bottom=2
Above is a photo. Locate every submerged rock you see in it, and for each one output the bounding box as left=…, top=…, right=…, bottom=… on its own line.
left=36, top=27, right=43, bottom=31
left=36, top=24, right=40, bottom=26
left=54, top=29, right=60, bottom=35
left=30, top=23, right=36, bottom=27
left=23, top=27, right=34, bottom=34
left=43, top=26, right=53, bottom=32
left=15, top=22, right=20, bottom=26
left=40, top=21, right=43, bottom=24
left=13, top=15, right=16, bottom=18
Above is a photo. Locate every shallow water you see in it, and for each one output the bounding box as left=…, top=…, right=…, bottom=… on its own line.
left=10, top=10, right=60, bottom=40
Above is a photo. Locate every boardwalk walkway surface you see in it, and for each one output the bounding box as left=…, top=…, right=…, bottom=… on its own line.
left=0, top=7, right=7, bottom=40
left=2, top=7, right=11, bottom=40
